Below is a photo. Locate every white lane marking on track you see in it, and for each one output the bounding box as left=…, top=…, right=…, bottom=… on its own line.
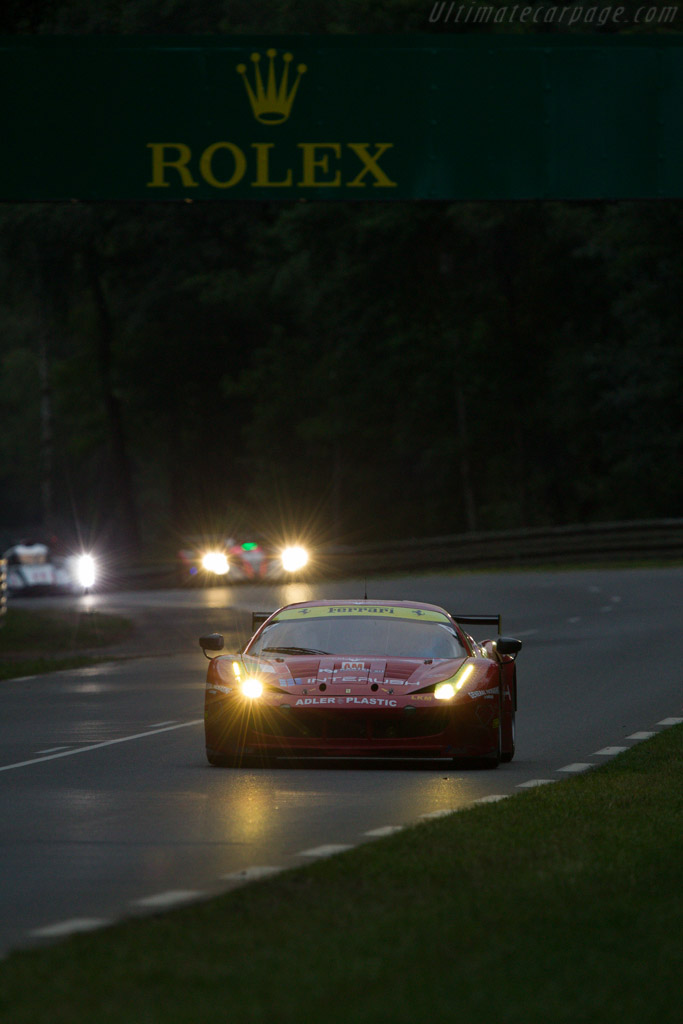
left=626, top=731, right=657, bottom=740
left=148, top=721, right=177, bottom=728
left=419, top=809, right=454, bottom=819
left=29, top=918, right=109, bottom=938
left=221, top=866, right=283, bottom=882
left=658, top=718, right=683, bottom=726
left=297, top=844, right=353, bottom=858
left=133, top=891, right=203, bottom=909
left=0, top=720, right=203, bottom=773
left=517, top=779, right=556, bottom=788
left=363, top=825, right=404, bottom=838
left=474, top=794, right=509, bottom=804
left=557, top=763, right=594, bottom=773
left=593, top=746, right=629, bottom=756
left=35, top=746, right=73, bottom=754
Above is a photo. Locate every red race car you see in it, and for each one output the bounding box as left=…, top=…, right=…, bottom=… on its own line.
left=200, top=599, right=521, bottom=767
left=178, top=536, right=310, bottom=583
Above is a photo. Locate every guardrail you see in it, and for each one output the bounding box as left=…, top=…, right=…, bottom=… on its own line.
left=0, top=557, right=6, bottom=626
left=110, top=518, right=682, bottom=589
left=320, top=518, right=683, bottom=575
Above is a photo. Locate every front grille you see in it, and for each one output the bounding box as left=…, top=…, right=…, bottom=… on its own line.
left=256, top=711, right=326, bottom=738
left=253, top=708, right=451, bottom=742
left=372, top=710, right=452, bottom=738
left=326, top=715, right=369, bottom=739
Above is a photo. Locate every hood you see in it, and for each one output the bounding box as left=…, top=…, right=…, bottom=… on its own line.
left=241, top=654, right=467, bottom=692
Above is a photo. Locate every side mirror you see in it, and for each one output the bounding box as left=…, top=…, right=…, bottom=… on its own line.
left=496, top=636, right=522, bottom=658
left=199, top=633, right=224, bottom=653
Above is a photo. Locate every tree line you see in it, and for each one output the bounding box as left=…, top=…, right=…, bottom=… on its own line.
left=1, top=198, right=680, bottom=554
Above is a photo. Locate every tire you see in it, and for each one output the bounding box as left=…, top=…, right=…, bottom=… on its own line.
left=451, top=690, right=503, bottom=769
left=482, top=694, right=503, bottom=768
left=206, top=748, right=275, bottom=768
left=206, top=749, right=240, bottom=767
left=500, top=707, right=516, bottom=763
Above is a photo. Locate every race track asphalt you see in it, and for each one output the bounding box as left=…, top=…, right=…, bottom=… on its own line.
left=0, top=567, right=681, bottom=955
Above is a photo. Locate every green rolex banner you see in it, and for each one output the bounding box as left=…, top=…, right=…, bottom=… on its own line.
left=2, top=33, right=683, bottom=201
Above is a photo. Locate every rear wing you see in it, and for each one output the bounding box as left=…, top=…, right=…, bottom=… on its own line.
left=451, top=613, right=501, bottom=635
left=252, top=610, right=501, bottom=636
left=252, top=611, right=273, bottom=634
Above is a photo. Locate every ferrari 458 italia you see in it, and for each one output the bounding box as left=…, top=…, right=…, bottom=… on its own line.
left=200, top=599, right=521, bottom=767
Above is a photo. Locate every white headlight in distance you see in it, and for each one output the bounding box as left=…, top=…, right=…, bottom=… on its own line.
left=241, top=678, right=263, bottom=699
left=77, top=555, right=96, bottom=589
left=201, top=551, right=229, bottom=575
left=281, top=546, right=309, bottom=572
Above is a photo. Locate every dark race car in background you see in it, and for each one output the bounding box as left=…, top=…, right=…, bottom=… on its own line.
left=200, top=599, right=521, bottom=767
left=3, top=542, right=97, bottom=595
left=179, top=535, right=310, bottom=583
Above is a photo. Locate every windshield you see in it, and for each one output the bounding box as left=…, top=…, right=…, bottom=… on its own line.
left=248, top=615, right=466, bottom=660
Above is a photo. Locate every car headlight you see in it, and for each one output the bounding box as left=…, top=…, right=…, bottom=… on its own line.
left=280, top=545, right=309, bottom=572
left=241, top=677, right=263, bottom=699
left=201, top=551, right=230, bottom=575
left=76, top=554, right=96, bottom=589
left=434, top=664, right=475, bottom=700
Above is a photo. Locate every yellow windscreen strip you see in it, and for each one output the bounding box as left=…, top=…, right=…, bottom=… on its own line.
left=274, top=606, right=450, bottom=623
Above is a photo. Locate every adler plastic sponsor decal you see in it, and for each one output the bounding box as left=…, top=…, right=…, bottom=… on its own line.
left=293, top=696, right=398, bottom=707
left=295, top=697, right=337, bottom=705
left=345, top=696, right=397, bottom=707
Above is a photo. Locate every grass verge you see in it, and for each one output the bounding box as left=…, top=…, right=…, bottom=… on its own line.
left=0, top=607, right=133, bottom=680
left=0, top=725, right=681, bottom=1023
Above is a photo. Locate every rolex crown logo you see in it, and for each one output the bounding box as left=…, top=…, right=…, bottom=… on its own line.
left=236, top=49, right=307, bottom=125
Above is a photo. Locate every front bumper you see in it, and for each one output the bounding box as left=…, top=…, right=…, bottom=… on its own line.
left=204, top=698, right=499, bottom=760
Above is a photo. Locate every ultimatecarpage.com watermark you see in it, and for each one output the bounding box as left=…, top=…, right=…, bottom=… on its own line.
left=428, top=2, right=679, bottom=25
